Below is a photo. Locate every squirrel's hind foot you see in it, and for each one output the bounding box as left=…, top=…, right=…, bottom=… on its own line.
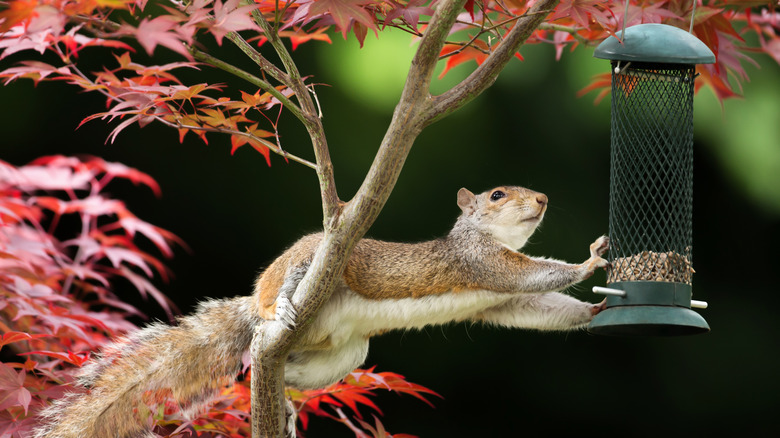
left=275, top=294, right=297, bottom=330
left=275, top=263, right=310, bottom=330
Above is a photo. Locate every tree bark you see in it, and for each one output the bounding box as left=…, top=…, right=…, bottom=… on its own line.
left=250, top=0, right=561, bottom=435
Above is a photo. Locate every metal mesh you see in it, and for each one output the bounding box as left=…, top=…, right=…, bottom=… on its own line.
left=607, top=62, right=695, bottom=285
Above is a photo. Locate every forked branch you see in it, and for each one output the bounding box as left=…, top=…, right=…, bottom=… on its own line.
left=427, top=0, right=562, bottom=122
left=248, top=1, right=468, bottom=436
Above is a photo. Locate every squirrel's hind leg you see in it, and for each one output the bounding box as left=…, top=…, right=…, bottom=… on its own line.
left=285, top=397, right=297, bottom=438
left=274, top=263, right=310, bottom=330
left=473, top=292, right=596, bottom=331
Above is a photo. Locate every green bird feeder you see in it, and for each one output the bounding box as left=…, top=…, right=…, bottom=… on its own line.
left=587, top=24, right=714, bottom=337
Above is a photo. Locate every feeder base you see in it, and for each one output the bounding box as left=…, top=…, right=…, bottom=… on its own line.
left=588, top=305, right=710, bottom=337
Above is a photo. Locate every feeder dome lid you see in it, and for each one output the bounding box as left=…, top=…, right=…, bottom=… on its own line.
left=594, top=23, right=715, bottom=64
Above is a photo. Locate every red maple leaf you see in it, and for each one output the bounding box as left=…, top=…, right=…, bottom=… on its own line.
left=22, top=350, right=91, bottom=367
left=0, top=364, right=31, bottom=415
left=383, top=0, right=433, bottom=29
left=208, top=0, right=260, bottom=45
left=551, top=0, right=611, bottom=29
left=308, top=0, right=377, bottom=39
left=438, top=40, right=490, bottom=79
left=0, top=332, right=50, bottom=349
left=0, top=0, right=39, bottom=33
left=279, top=27, right=333, bottom=50
left=131, top=16, right=193, bottom=59
left=577, top=72, right=612, bottom=104
left=464, top=0, right=476, bottom=21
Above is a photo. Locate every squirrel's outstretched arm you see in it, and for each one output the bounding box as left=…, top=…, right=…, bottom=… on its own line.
left=473, top=235, right=610, bottom=294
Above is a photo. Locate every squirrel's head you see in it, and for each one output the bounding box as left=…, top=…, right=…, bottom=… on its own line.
left=457, top=186, right=548, bottom=250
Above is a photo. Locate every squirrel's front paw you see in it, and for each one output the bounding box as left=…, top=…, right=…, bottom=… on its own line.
left=582, top=236, right=609, bottom=277
left=586, top=255, right=609, bottom=273
left=590, top=235, right=609, bottom=258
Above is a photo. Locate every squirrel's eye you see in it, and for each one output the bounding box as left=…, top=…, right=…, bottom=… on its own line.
left=490, top=190, right=506, bottom=201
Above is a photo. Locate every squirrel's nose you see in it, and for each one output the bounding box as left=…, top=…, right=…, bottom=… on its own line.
left=536, top=194, right=548, bottom=206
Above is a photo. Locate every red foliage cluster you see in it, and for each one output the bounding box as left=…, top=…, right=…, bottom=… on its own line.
left=0, top=156, right=438, bottom=437
left=1, top=0, right=776, bottom=162
left=0, top=155, right=177, bottom=436
left=435, top=0, right=779, bottom=101
left=289, top=367, right=440, bottom=437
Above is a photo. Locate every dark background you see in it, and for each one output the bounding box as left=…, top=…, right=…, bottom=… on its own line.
left=1, top=27, right=779, bottom=437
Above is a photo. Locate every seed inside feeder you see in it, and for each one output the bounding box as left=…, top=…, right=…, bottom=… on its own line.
left=608, top=251, right=694, bottom=285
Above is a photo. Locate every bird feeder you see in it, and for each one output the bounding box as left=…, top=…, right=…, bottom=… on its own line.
left=587, top=24, right=714, bottom=336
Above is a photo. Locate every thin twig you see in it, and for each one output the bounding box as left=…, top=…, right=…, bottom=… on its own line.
left=243, top=0, right=340, bottom=223
left=492, top=0, right=514, bottom=16
left=376, top=19, right=425, bottom=37
left=538, top=23, right=592, bottom=45
left=479, top=0, right=504, bottom=43
left=439, top=32, right=492, bottom=60
left=437, top=9, right=556, bottom=60
left=225, top=32, right=292, bottom=88
left=246, top=6, right=302, bottom=88
left=190, top=47, right=306, bottom=123
left=308, top=84, right=324, bottom=119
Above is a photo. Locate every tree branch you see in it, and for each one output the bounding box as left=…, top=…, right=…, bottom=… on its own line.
left=343, top=0, right=469, bottom=226
left=225, top=32, right=291, bottom=86
left=248, top=1, right=467, bottom=436
left=245, top=4, right=340, bottom=224
left=251, top=323, right=288, bottom=437
left=426, top=0, right=561, bottom=123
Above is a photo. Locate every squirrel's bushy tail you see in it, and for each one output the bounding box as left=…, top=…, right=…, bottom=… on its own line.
left=34, top=295, right=260, bottom=438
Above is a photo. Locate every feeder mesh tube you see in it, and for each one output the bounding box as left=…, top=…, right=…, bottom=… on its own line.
left=607, top=63, right=695, bottom=285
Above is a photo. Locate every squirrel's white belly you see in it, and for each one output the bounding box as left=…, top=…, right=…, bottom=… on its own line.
left=285, top=334, right=369, bottom=389
left=318, top=287, right=512, bottom=341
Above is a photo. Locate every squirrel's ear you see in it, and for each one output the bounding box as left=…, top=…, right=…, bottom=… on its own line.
left=457, top=188, right=477, bottom=215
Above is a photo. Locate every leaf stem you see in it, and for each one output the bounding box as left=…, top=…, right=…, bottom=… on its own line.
left=538, top=23, right=592, bottom=45
left=225, top=32, right=292, bottom=88
left=189, top=47, right=306, bottom=123
left=159, top=119, right=317, bottom=169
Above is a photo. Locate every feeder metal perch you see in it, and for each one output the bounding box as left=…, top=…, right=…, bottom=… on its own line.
left=587, top=24, right=714, bottom=337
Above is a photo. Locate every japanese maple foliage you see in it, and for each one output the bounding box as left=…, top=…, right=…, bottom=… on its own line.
left=289, top=367, right=440, bottom=437
left=0, top=0, right=776, bottom=165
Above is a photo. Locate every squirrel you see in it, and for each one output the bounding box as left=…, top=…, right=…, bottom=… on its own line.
left=34, top=185, right=609, bottom=438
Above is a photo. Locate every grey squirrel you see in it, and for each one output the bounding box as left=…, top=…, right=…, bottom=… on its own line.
left=34, top=185, right=609, bottom=438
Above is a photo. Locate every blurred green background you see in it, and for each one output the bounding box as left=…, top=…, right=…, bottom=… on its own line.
left=1, top=26, right=779, bottom=437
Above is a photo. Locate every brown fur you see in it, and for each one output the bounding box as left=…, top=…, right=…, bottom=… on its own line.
left=256, top=186, right=550, bottom=316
